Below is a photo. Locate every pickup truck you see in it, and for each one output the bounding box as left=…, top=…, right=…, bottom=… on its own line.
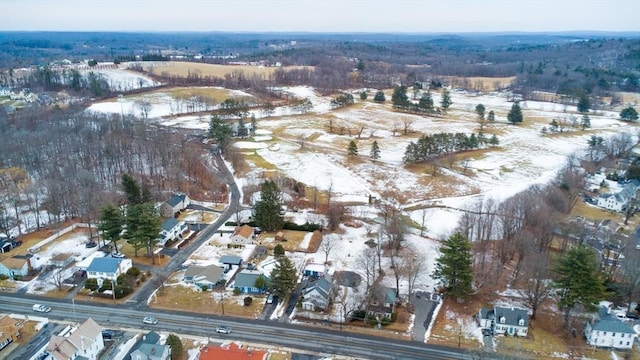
left=32, top=304, right=51, bottom=313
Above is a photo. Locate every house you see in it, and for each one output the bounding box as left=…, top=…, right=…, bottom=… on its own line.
left=597, top=182, right=639, bottom=212
left=50, top=253, right=75, bottom=268
left=233, top=270, right=268, bottom=294
left=199, top=342, right=267, bottom=360
left=159, top=193, right=190, bottom=218
left=367, top=286, right=397, bottom=319
left=86, top=257, right=132, bottom=282
left=302, top=277, right=333, bottom=311
left=184, top=265, right=224, bottom=290
left=46, top=318, right=104, bottom=360
left=0, top=315, right=20, bottom=352
left=0, top=87, right=12, bottom=97
left=0, top=257, right=29, bottom=279
left=584, top=306, right=637, bottom=349
left=219, top=255, right=243, bottom=271
left=478, top=306, right=529, bottom=337
left=253, top=245, right=268, bottom=259
left=303, top=263, right=326, bottom=278
left=128, top=331, right=170, bottom=360
left=231, top=225, right=254, bottom=245
left=158, top=218, right=187, bottom=246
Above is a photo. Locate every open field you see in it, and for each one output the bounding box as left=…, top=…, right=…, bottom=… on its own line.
left=150, top=285, right=264, bottom=318
left=142, top=61, right=313, bottom=78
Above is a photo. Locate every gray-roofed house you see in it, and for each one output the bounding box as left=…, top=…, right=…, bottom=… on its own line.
left=86, top=257, right=132, bottom=282
left=479, top=306, right=529, bottom=337
left=219, top=255, right=243, bottom=271
left=46, top=318, right=104, bottom=360
left=233, top=270, right=268, bottom=294
left=302, top=277, right=333, bottom=311
left=159, top=193, right=190, bottom=218
left=158, top=218, right=187, bottom=246
left=367, top=286, right=398, bottom=319
left=584, top=306, right=637, bottom=349
left=130, top=343, right=170, bottom=360
left=184, top=265, right=224, bottom=290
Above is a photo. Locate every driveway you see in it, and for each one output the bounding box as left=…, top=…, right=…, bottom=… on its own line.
left=410, top=291, right=439, bottom=342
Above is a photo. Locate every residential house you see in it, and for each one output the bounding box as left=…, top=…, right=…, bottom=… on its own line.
left=159, top=193, right=190, bottom=218
left=478, top=306, right=529, bottom=337
left=253, top=245, right=268, bottom=259
left=128, top=331, right=170, bottom=360
left=184, top=265, right=224, bottom=290
left=0, top=87, right=12, bottom=97
left=0, top=257, right=29, bottom=279
left=303, top=263, right=326, bottom=278
left=367, top=286, right=397, bottom=319
left=50, top=253, right=75, bottom=268
left=231, top=225, right=254, bottom=245
left=584, top=306, right=637, bottom=349
left=302, top=277, right=333, bottom=311
left=233, top=270, right=268, bottom=294
left=86, top=257, right=132, bottom=282
left=0, top=315, right=20, bottom=352
left=219, top=255, right=243, bottom=271
left=597, top=181, right=640, bottom=212
left=45, top=318, right=104, bottom=360
left=157, top=218, right=187, bottom=246
left=199, top=342, right=267, bottom=360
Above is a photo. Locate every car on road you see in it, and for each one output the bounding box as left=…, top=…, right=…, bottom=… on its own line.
left=111, top=252, right=125, bottom=258
left=142, top=316, right=158, bottom=325
left=216, top=325, right=231, bottom=334
left=32, top=304, right=51, bottom=313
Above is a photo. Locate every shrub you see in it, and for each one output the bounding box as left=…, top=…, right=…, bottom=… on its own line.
left=233, top=288, right=241, bottom=296
left=0, top=274, right=8, bottom=280
left=282, top=222, right=322, bottom=232
left=85, top=278, right=99, bottom=291
left=127, top=267, right=140, bottom=277
left=243, top=296, right=253, bottom=306
left=273, top=244, right=285, bottom=256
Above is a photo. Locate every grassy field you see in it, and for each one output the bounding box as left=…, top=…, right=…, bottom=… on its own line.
left=151, top=285, right=264, bottom=318
left=143, top=61, right=312, bottom=78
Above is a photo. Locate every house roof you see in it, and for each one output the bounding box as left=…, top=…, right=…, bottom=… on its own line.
left=185, top=265, right=224, bottom=283
left=304, top=277, right=332, bottom=298
left=233, top=225, right=254, bottom=239
left=162, top=218, right=179, bottom=231
left=141, top=331, right=160, bottom=344
left=220, top=255, right=243, bottom=265
left=199, top=342, right=267, bottom=360
left=234, top=270, right=266, bottom=288
left=590, top=317, right=636, bottom=334
left=86, top=257, right=124, bottom=273
left=479, top=308, right=494, bottom=320
left=383, top=286, right=397, bottom=304
left=1, top=257, right=27, bottom=270
left=304, top=263, right=325, bottom=274
left=47, top=318, right=102, bottom=360
left=133, top=343, right=169, bottom=359
left=494, top=306, right=529, bottom=327
left=166, top=193, right=187, bottom=207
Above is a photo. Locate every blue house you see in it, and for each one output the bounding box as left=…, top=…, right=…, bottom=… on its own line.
left=233, top=270, right=268, bottom=294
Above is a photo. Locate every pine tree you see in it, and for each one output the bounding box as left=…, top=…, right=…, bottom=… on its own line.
left=208, top=115, right=233, bottom=152
left=270, top=256, right=298, bottom=298
left=121, top=174, right=142, bottom=205
left=418, top=91, right=434, bottom=112
left=581, top=114, right=591, bottom=130
left=250, top=113, right=257, bottom=135
left=577, top=94, right=590, bottom=113
left=98, top=204, right=124, bottom=253
left=254, top=180, right=284, bottom=232
left=620, top=106, right=638, bottom=121
left=125, top=203, right=162, bottom=262
left=440, top=89, right=452, bottom=113
left=360, top=91, right=368, bottom=100
left=489, top=134, right=500, bottom=148
left=348, top=140, right=358, bottom=157
left=475, top=103, right=485, bottom=120
left=370, top=141, right=380, bottom=161
left=553, top=245, right=605, bottom=329
left=432, top=232, right=473, bottom=299
left=166, top=334, right=183, bottom=360
left=487, top=110, right=495, bottom=122
left=507, top=101, right=524, bottom=124
left=373, top=90, right=386, bottom=103
left=391, top=85, right=409, bottom=108
left=237, top=117, right=247, bottom=138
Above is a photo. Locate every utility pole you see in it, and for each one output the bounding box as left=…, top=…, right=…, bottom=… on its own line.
left=72, top=298, right=77, bottom=324
left=221, top=293, right=225, bottom=315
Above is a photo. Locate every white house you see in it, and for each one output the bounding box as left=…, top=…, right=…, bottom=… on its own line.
left=86, top=257, right=132, bottom=282
left=159, top=193, right=190, bottom=218
left=0, top=257, right=29, bottom=279
left=597, top=181, right=640, bottom=212
left=302, top=276, right=333, bottom=311
left=157, top=218, right=187, bottom=246
left=230, top=225, right=254, bottom=245
left=45, top=318, right=104, bottom=360
left=303, top=263, right=326, bottom=278
left=584, top=306, right=637, bottom=349
left=478, top=306, right=529, bottom=337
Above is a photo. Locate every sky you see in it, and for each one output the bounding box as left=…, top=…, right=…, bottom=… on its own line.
left=1, top=0, right=639, bottom=33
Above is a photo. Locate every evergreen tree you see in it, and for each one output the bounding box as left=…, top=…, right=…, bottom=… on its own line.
left=440, top=89, right=452, bottom=113
left=577, top=94, right=590, bottom=113
left=487, top=110, right=495, bottom=122
left=432, top=232, right=473, bottom=299
left=373, top=90, right=386, bottom=103
left=98, top=204, right=124, bottom=253
left=254, top=180, right=284, bottom=232
left=250, top=113, right=257, bottom=135
left=208, top=115, right=233, bottom=152
left=254, top=275, right=268, bottom=292
left=166, top=334, right=183, bottom=360
left=347, top=140, right=359, bottom=157
left=581, top=114, right=591, bottom=130
left=507, top=102, right=524, bottom=124
left=620, top=106, right=639, bottom=121
left=273, top=244, right=285, bottom=257
left=237, top=117, right=248, bottom=138
left=418, top=91, right=434, bottom=112
left=121, top=174, right=142, bottom=205
left=489, top=134, right=500, bottom=148
left=125, top=203, right=162, bottom=262
left=360, top=91, right=368, bottom=100
left=391, top=85, right=409, bottom=108
left=270, top=256, right=298, bottom=298
left=370, top=141, right=380, bottom=161
left=553, top=245, right=605, bottom=329
left=475, top=103, right=486, bottom=120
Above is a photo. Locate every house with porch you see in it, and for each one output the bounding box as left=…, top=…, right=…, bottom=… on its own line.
left=157, top=218, right=187, bottom=246
left=584, top=305, right=637, bottom=349
left=233, top=270, right=268, bottom=294
left=231, top=225, right=254, bottom=245
left=159, top=193, right=190, bottom=218
left=0, top=257, right=29, bottom=279
left=302, top=276, right=333, bottom=311
left=86, top=257, right=132, bottom=282
left=184, top=265, right=224, bottom=290
left=478, top=306, right=529, bottom=337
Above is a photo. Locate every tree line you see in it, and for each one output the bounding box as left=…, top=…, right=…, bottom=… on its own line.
left=403, top=132, right=499, bottom=164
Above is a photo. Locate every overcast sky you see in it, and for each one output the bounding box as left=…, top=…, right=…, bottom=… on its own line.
left=1, top=0, right=638, bottom=33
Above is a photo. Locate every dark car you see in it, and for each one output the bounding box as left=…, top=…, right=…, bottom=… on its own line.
left=85, top=241, right=97, bottom=248
left=626, top=312, right=639, bottom=319
left=102, top=330, right=115, bottom=339
left=482, top=328, right=493, bottom=336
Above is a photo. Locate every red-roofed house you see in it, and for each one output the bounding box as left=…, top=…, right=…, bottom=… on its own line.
left=198, top=342, right=267, bottom=360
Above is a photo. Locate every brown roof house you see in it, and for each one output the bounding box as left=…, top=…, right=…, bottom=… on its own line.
left=46, top=318, right=104, bottom=360
left=0, top=257, right=29, bottom=279
left=50, top=253, right=75, bottom=268
left=231, top=225, right=254, bottom=245
left=0, top=315, right=20, bottom=353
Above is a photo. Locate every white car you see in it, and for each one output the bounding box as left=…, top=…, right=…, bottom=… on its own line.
left=111, top=252, right=125, bottom=258
left=216, top=325, right=231, bottom=334
left=32, top=304, right=51, bottom=313
left=142, top=316, right=158, bottom=325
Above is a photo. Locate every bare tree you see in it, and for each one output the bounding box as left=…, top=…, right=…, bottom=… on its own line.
left=356, top=247, right=378, bottom=292
left=405, top=253, right=426, bottom=296
left=419, top=208, right=430, bottom=237
left=517, top=253, right=552, bottom=319
left=48, top=268, right=67, bottom=291
left=135, top=100, right=152, bottom=120
left=402, top=118, right=414, bottom=135
left=619, top=243, right=640, bottom=312
left=319, top=234, right=336, bottom=264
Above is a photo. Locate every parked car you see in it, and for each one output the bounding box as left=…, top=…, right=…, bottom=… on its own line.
left=216, top=325, right=231, bottom=334
left=267, top=294, right=277, bottom=304
left=101, top=330, right=115, bottom=339
left=85, top=241, right=97, bottom=248
left=32, top=304, right=51, bottom=313
left=111, top=252, right=125, bottom=258
left=142, top=316, right=158, bottom=325
left=626, top=312, right=639, bottom=319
